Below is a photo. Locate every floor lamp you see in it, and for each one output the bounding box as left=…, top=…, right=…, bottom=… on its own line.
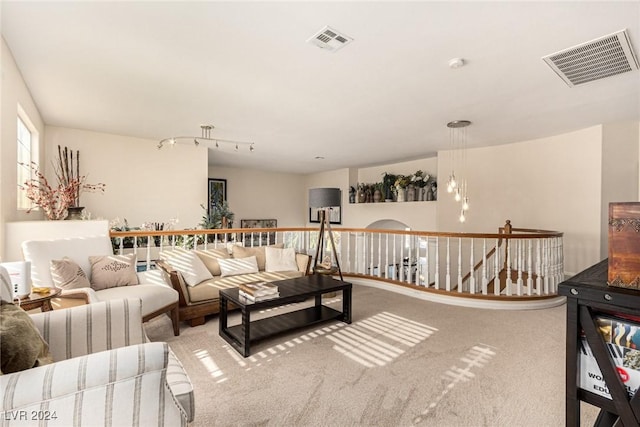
left=309, top=188, right=343, bottom=281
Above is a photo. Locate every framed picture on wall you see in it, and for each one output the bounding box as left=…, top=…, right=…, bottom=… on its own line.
left=309, top=207, right=341, bottom=224
left=208, top=178, right=227, bottom=213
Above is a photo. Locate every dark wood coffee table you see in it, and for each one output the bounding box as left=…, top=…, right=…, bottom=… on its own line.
left=219, top=274, right=352, bottom=357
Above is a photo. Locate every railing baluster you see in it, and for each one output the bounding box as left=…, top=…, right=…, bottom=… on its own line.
left=494, top=238, right=500, bottom=296
left=414, top=235, right=419, bottom=286
left=446, top=237, right=451, bottom=291
left=434, top=237, right=439, bottom=289
left=370, top=232, right=374, bottom=277
left=469, top=238, right=475, bottom=294
left=145, top=236, right=152, bottom=270
left=535, top=240, right=542, bottom=295
left=457, top=238, right=463, bottom=293
left=425, top=236, right=430, bottom=287
left=400, top=234, right=405, bottom=282
left=482, top=239, right=487, bottom=295
left=527, top=239, right=533, bottom=296
left=392, top=234, right=397, bottom=281
left=505, top=237, right=512, bottom=296
left=385, top=233, right=389, bottom=279
left=544, top=239, right=550, bottom=295
left=345, top=231, right=351, bottom=273
left=516, top=239, right=523, bottom=296
left=377, top=232, right=382, bottom=278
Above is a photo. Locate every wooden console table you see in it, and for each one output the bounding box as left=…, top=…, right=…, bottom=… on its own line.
left=559, top=259, right=640, bottom=426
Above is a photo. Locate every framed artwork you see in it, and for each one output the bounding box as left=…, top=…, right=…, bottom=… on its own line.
left=208, top=178, right=227, bottom=213
left=240, top=219, right=277, bottom=246
left=309, top=207, right=341, bottom=224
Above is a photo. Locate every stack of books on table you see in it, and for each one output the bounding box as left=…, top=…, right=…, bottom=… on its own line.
left=238, top=282, right=280, bottom=302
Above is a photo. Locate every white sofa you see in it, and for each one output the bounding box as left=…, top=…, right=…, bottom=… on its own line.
left=21, top=235, right=180, bottom=335
left=0, top=265, right=194, bottom=425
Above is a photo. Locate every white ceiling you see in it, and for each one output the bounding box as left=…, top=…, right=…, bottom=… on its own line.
left=2, top=1, right=639, bottom=174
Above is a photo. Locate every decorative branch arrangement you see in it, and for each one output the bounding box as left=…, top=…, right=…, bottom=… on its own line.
left=20, top=145, right=106, bottom=220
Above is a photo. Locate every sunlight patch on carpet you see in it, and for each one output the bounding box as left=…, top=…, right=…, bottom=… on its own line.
left=194, top=348, right=227, bottom=383
left=412, top=344, right=496, bottom=425
left=225, top=323, right=347, bottom=368
left=326, top=312, right=438, bottom=367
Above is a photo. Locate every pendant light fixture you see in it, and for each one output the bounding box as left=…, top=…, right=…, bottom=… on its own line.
left=446, top=120, right=471, bottom=223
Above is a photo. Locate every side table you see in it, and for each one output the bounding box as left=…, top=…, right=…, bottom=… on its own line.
left=18, top=287, right=61, bottom=312
left=559, top=259, right=640, bottom=426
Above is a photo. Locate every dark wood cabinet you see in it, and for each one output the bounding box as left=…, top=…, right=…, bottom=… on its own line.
left=559, top=259, right=640, bottom=426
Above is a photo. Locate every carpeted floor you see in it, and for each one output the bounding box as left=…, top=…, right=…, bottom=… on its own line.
left=145, top=284, right=600, bottom=426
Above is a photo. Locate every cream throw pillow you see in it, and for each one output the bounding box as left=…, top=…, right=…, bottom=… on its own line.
left=194, top=248, right=229, bottom=277
left=265, top=247, right=298, bottom=272
left=50, top=257, right=90, bottom=290
left=218, top=256, right=259, bottom=277
left=232, top=243, right=283, bottom=271
left=168, top=249, right=214, bottom=287
left=89, top=254, right=139, bottom=290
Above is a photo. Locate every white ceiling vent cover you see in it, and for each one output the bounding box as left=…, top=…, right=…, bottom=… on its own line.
left=307, top=26, right=353, bottom=52
left=542, top=29, right=639, bottom=87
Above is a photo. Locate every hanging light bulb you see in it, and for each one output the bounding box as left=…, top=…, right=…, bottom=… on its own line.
left=450, top=174, right=457, bottom=189
left=249, top=144, right=255, bottom=153
left=446, top=177, right=453, bottom=193
left=462, top=197, right=469, bottom=211
left=169, top=138, right=176, bottom=146
left=454, top=187, right=462, bottom=202
left=459, top=210, right=466, bottom=223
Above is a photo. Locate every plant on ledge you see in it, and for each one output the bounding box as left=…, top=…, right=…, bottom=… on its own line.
left=200, top=201, right=235, bottom=229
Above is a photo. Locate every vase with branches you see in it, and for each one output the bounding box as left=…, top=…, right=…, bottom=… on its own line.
left=20, top=145, right=105, bottom=220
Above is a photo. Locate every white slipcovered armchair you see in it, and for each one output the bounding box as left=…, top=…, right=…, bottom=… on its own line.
left=21, top=235, right=180, bottom=335
left=0, top=265, right=194, bottom=425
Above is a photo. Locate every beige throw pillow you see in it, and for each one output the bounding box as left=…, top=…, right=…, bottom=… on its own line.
left=232, top=243, right=283, bottom=271
left=50, top=257, right=90, bottom=290
left=89, top=254, right=138, bottom=291
left=218, top=256, right=259, bottom=277
left=194, top=248, right=230, bottom=276
left=265, top=247, right=298, bottom=272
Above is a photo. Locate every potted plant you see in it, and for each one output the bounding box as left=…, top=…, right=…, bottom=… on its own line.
left=382, top=173, right=397, bottom=202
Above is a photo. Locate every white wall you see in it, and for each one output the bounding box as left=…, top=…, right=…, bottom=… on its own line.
left=601, top=121, right=640, bottom=258
left=1, top=38, right=47, bottom=259
left=437, top=126, right=603, bottom=275
left=210, top=166, right=306, bottom=227
left=45, top=127, right=207, bottom=228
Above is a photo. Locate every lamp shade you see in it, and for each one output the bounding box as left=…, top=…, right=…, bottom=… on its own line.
left=309, top=188, right=341, bottom=208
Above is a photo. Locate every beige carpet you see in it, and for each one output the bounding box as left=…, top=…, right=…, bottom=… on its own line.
left=145, top=284, right=600, bottom=426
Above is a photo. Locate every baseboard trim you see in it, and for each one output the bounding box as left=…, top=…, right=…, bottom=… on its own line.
left=349, top=277, right=567, bottom=310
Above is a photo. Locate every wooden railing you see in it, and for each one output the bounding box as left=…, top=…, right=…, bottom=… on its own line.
left=110, top=221, right=563, bottom=301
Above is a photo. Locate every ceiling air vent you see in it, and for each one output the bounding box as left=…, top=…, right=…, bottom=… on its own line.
left=542, top=29, right=639, bottom=87
left=307, top=26, right=353, bottom=52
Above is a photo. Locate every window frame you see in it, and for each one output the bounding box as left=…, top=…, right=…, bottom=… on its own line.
left=16, top=104, right=39, bottom=211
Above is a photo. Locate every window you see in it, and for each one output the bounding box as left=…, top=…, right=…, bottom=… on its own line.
left=17, top=106, right=38, bottom=210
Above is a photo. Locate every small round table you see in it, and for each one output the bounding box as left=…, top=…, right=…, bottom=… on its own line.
left=18, top=288, right=61, bottom=312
